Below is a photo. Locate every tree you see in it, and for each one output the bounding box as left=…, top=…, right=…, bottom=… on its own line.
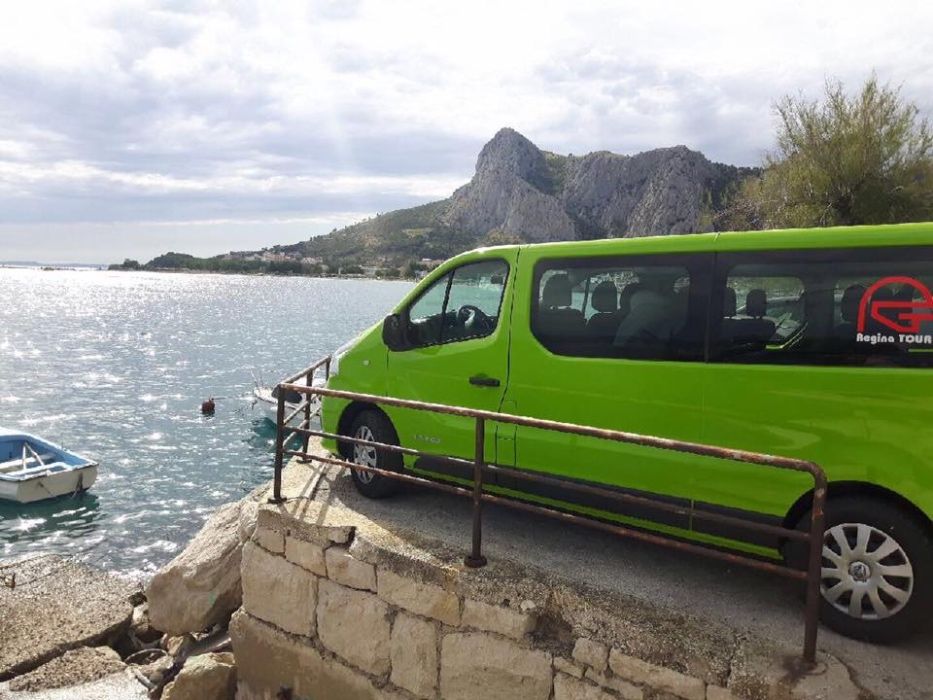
left=726, top=76, right=932, bottom=229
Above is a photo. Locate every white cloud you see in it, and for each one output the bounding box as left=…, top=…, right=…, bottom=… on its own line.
left=1, top=0, right=931, bottom=261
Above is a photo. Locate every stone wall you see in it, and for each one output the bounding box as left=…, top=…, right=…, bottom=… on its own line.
left=230, top=503, right=861, bottom=700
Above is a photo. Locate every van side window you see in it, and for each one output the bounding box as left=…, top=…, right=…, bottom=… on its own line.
left=721, top=271, right=805, bottom=353
left=405, top=259, right=509, bottom=348
left=712, top=248, right=933, bottom=367
left=532, top=255, right=708, bottom=361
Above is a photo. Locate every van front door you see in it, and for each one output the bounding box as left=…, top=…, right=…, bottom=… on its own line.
left=386, top=254, right=515, bottom=475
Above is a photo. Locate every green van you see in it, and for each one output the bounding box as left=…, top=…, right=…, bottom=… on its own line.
left=320, top=222, right=933, bottom=642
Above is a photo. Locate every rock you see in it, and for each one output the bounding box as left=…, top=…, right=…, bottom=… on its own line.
left=377, top=568, right=460, bottom=626
left=554, top=672, right=624, bottom=700
left=129, top=603, right=162, bottom=644
left=554, top=657, right=584, bottom=680
left=241, top=541, right=317, bottom=637
left=297, top=127, right=755, bottom=266
left=572, top=638, right=609, bottom=673
left=0, top=555, right=133, bottom=680
left=237, top=499, right=259, bottom=543
left=609, top=649, right=705, bottom=700
left=147, top=501, right=244, bottom=636
left=162, top=652, right=236, bottom=700
left=462, top=599, right=536, bottom=640
left=390, top=612, right=437, bottom=698
left=440, top=632, right=552, bottom=700
left=7, top=646, right=125, bottom=692
left=325, top=546, right=376, bottom=591
left=231, top=610, right=380, bottom=700
left=284, top=536, right=327, bottom=576
left=136, top=653, right=173, bottom=686
left=164, top=634, right=195, bottom=658
left=316, top=579, right=390, bottom=675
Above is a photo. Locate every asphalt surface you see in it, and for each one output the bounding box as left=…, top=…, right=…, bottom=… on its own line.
left=291, top=453, right=933, bottom=700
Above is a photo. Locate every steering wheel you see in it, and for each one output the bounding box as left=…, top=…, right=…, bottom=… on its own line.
left=456, top=305, right=493, bottom=333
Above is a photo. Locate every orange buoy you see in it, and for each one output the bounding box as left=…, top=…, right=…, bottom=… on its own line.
left=201, top=398, right=216, bottom=415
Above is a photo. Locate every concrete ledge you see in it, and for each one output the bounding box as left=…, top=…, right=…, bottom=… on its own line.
left=230, top=450, right=875, bottom=700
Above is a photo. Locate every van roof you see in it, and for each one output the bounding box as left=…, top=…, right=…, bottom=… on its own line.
left=463, top=222, right=933, bottom=261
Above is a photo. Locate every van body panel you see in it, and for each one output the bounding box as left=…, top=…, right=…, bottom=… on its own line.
left=320, top=321, right=390, bottom=454
left=322, top=222, right=933, bottom=544
left=698, top=362, right=933, bottom=520
left=383, top=248, right=519, bottom=467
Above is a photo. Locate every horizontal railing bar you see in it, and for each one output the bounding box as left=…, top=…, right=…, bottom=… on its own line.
left=281, top=357, right=331, bottom=386
left=478, top=490, right=808, bottom=581
left=301, top=427, right=428, bottom=459
left=481, top=461, right=810, bottom=543
left=283, top=448, right=808, bottom=582
left=282, top=384, right=822, bottom=480
left=282, top=450, right=474, bottom=500
left=298, top=427, right=807, bottom=543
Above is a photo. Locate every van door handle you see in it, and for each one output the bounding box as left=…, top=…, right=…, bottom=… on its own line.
left=469, top=375, right=501, bottom=388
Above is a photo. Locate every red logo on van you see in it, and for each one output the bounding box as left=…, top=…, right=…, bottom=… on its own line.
left=857, top=277, right=933, bottom=334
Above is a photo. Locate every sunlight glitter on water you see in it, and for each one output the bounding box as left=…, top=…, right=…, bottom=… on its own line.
left=0, top=267, right=412, bottom=575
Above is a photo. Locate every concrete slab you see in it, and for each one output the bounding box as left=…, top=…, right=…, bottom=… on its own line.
left=262, top=444, right=933, bottom=700
left=0, top=556, right=134, bottom=680
left=0, top=671, right=147, bottom=700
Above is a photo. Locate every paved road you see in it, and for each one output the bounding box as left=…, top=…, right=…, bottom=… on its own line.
left=312, top=463, right=933, bottom=700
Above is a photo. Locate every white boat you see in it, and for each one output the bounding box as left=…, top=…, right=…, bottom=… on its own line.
left=0, top=430, right=98, bottom=504
left=253, top=376, right=325, bottom=417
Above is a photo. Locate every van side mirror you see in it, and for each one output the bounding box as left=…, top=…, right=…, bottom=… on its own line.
left=382, top=314, right=408, bottom=351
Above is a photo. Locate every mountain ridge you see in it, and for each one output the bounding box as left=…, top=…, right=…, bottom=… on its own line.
left=277, top=128, right=754, bottom=266
left=146, top=128, right=756, bottom=272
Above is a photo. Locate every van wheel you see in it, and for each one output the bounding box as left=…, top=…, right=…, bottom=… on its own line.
left=347, top=410, right=402, bottom=499
left=786, top=496, right=932, bottom=643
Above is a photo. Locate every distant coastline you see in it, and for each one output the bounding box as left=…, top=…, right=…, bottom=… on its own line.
left=107, top=251, right=434, bottom=280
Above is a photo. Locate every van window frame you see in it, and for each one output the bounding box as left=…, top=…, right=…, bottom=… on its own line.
left=529, top=252, right=714, bottom=362
left=401, top=257, right=511, bottom=350
left=709, top=245, right=933, bottom=367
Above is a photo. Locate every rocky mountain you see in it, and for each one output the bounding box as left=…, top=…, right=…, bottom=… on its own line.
left=272, top=128, right=756, bottom=266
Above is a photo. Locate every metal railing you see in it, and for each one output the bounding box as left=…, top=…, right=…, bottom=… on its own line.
left=270, top=356, right=827, bottom=664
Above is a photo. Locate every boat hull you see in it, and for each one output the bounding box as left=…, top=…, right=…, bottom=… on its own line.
left=0, top=464, right=97, bottom=504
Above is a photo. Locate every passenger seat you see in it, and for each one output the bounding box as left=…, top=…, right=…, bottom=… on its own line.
left=586, top=281, right=622, bottom=342
left=834, top=284, right=865, bottom=339
left=537, top=274, right=585, bottom=345
left=721, top=289, right=775, bottom=348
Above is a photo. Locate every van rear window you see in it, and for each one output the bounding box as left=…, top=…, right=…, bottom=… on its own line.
left=712, top=247, right=933, bottom=367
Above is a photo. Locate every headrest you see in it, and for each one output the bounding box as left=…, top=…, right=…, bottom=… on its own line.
left=724, top=287, right=737, bottom=317
left=618, top=282, right=643, bottom=317
left=841, top=284, right=865, bottom=323
left=746, top=289, right=767, bottom=318
left=542, top=273, right=572, bottom=308
left=591, top=281, right=618, bottom=313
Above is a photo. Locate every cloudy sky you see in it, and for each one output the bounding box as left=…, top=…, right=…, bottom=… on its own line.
left=1, top=1, right=931, bottom=264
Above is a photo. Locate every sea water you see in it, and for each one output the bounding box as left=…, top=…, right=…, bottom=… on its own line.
left=0, top=267, right=411, bottom=579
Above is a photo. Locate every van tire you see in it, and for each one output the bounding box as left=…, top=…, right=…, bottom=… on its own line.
left=347, top=410, right=402, bottom=499
left=785, top=496, right=932, bottom=643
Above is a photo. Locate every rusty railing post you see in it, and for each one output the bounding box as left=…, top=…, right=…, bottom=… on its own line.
left=302, top=369, right=313, bottom=456
left=269, top=386, right=287, bottom=504
left=802, top=471, right=827, bottom=664
left=464, top=416, right=487, bottom=568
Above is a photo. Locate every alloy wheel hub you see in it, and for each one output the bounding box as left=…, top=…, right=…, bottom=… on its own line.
left=820, top=522, right=913, bottom=620
left=352, top=425, right=377, bottom=484
left=847, top=561, right=871, bottom=583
